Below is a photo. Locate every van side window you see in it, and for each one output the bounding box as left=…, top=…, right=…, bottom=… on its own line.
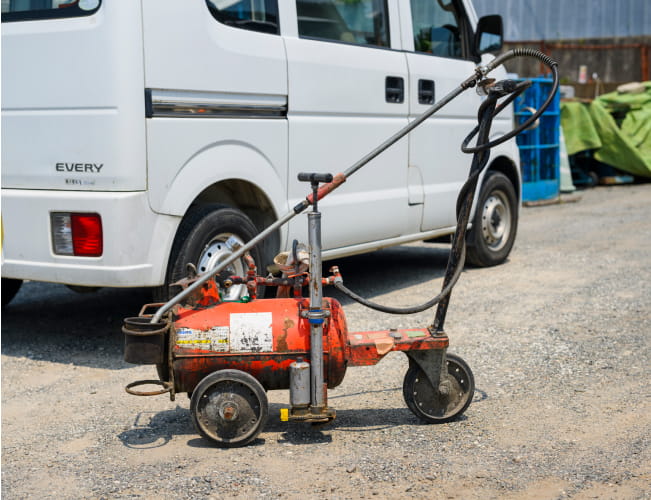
left=296, top=0, right=389, bottom=48
left=206, top=0, right=279, bottom=35
left=410, top=0, right=462, bottom=58
left=2, top=0, right=101, bottom=22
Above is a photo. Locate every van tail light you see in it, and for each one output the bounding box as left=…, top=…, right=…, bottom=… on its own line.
left=51, top=213, right=103, bottom=257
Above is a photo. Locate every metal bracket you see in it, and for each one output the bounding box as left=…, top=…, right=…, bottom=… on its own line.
left=405, top=348, right=451, bottom=396
left=282, top=405, right=336, bottom=424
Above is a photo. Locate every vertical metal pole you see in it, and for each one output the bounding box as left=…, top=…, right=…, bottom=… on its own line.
left=307, top=210, right=325, bottom=409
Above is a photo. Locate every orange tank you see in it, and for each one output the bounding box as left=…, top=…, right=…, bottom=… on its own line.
left=170, top=297, right=349, bottom=394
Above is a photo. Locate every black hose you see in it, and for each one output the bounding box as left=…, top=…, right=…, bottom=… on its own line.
left=486, top=47, right=557, bottom=74
left=334, top=49, right=558, bottom=317
left=333, top=244, right=466, bottom=314
left=462, top=49, right=559, bottom=152
left=334, top=89, right=497, bottom=316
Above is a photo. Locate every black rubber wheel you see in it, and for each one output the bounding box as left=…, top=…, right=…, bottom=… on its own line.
left=156, top=204, right=263, bottom=302
left=403, top=353, right=475, bottom=424
left=466, top=171, right=518, bottom=267
left=190, top=369, right=269, bottom=448
left=2, top=278, right=23, bottom=307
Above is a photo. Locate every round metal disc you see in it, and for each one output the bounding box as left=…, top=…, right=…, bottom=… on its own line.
left=197, top=233, right=247, bottom=300
left=403, top=353, right=475, bottom=424
left=480, top=189, right=512, bottom=252
left=191, top=370, right=268, bottom=447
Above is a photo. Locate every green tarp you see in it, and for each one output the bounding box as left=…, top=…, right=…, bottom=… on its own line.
left=560, top=82, right=651, bottom=178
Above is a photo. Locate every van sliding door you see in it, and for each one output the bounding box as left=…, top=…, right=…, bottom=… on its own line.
left=402, top=0, right=481, bottom=231
left=285, top=0, right=410, bottom=250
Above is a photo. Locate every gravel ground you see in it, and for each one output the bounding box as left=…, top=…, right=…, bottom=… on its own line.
left=2, top=184, right=650, bottom=499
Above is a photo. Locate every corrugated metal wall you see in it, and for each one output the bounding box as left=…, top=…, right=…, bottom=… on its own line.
left=475, top=0, right=651, bottom=41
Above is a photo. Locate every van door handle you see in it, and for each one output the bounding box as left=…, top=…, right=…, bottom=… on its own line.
left=418, top=79, right=435, bottom=105
left=385, top=76, right=404, bottom=103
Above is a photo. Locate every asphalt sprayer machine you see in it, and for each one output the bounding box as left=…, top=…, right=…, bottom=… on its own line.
left=124, top=49, right=559, bottom=447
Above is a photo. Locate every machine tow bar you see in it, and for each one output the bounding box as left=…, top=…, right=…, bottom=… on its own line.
left=123, top=49, right=559, bottom=447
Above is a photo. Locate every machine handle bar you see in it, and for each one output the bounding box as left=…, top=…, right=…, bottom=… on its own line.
left=298, top=172, right=334, bottom=184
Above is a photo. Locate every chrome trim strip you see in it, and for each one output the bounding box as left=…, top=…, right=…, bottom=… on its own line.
left=147, top=89, right=287, bottom=119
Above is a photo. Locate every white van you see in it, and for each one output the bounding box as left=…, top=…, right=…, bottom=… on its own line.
left=1, top=0, right=520, bottom=306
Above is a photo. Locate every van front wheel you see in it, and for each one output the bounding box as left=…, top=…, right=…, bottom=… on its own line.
left=466, top=172, right=518, bottom=267
left=157, top=205, right=263, bottom=302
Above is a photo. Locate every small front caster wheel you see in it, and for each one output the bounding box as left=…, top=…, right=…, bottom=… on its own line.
left=403, top=353, right=475, bottom=424
left=190, top=369, right=268, bottom=447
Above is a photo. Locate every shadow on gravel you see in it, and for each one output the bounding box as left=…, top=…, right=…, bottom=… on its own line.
left=118, top=406, right=193, bottom=449
left=1, top=281, right=152, bottom=369
left=117, top=397, right=485, bottom=450
left=117, top=405, right=414, bottom=449
left=329, top=386, right=488, bottom=405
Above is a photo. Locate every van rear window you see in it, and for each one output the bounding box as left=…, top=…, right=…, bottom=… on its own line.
left=1, top=0, right=100, bottom=22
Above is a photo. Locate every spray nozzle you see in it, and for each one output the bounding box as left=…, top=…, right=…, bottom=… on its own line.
left=477, top=78, right=530, bottom=97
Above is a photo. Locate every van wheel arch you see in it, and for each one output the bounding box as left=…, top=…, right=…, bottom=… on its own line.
left=154, top=181, right=281, bottom=302
left=193, top=179, right=281, bottom=266
left=155, top=203, right=264, bottom=302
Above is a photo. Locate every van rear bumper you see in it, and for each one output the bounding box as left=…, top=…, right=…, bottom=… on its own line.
left=1, top=189, right=178, bottom=287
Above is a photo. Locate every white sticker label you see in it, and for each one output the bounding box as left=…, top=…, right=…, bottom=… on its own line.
left=207, top=326, right=230, bottom=352
left=230, top=312, right=273, bottom=353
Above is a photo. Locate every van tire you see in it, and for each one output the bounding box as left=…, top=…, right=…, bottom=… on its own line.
left=2, top=278, right=23, bottom=307
left=466, top=172, right=518, bottom=267
left=155, top=205, right=263, bottom=302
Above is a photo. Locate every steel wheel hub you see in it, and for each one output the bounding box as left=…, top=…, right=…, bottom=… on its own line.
left=198, top=234, right=246, bottom=300
left=480, top=190, right=511, bottom=251
left=195, top=379, right=264, bottom=444
left=219, top=401, right=240, bottom=422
